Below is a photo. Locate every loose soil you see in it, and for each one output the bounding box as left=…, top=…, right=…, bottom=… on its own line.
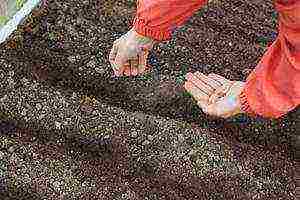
left=0, top=0, right=298, bottom=199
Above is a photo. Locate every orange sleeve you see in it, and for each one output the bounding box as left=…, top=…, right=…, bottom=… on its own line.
left=240, top=0, right=300, bottom=118
left=132, top=0, right=207, bottom=41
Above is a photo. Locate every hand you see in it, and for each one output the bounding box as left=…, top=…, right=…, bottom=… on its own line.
left=184, top=72, right=245, bottom=118
left=109, top=28, right=156, bottom=77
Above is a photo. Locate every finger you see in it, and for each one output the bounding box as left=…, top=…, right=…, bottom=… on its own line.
left=186, top=73, right=213, bottom=95
left=184, top=81, right=209, bottom=102
left=209, top=87, right=225, bottom=104
left=208, top=73, right=232, bottom=85
left=194, top=71, right=221, bottom=90
left=131, top=66, right=138, bottom=76
left=111, top=63, right=119, bottom=76
left=114, top=53, right=128, bottom=76
left=186, top=73, right=214, bottom=95
left=138, top=50, right=149, bottom=74
left=124, top=67, right=131, bottom=76
left=209, top=82, right=234, bottom=104
left=109, top=42, right=118, bottom=64
left=123, top=62, right=131, bottom=76
left=130, top=58, right=139, bottom=76
left=203, top=100, right=229, bottom=118
left=204, top=103, right=221, bottom=117
left=109, top=43, right=119, bottom=75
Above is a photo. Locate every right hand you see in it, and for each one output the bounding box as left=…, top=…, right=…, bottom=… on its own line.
left=109, top=28, right=156, bottom=77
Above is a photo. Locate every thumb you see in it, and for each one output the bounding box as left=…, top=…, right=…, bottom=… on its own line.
left=209, top=83, right=234, bottom=104
left=196, top=100, right=210, bottom=114
left=209, top=87, right=225, bottom=104
left=204, top=103, right=222, bottom=117
left=198, top=99, right=231, bottom=118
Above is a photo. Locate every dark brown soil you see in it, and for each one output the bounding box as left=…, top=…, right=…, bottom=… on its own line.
left=0, top=0, right=298, bottom=199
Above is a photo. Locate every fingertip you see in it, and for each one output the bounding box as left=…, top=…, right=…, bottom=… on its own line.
left=124, top=66, right=132, bottom=76
left=132, top=67, right=138, bottom=76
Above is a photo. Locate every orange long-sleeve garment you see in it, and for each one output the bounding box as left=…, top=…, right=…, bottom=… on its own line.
left=239, top=0, right=300, bottom=118
left=132, top=0, right=208, bottom=41
left=132, top=0, right=300, bottom=119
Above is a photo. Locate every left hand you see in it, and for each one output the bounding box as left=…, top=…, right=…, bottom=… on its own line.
left=184, top=72, right=245, bottom=118
left=109, top=28, right=156, bottom=77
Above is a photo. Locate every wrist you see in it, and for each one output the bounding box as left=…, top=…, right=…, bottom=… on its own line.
left=131, top=28, right=156, bottom=44
left=230, top=81, right=246, bottom=116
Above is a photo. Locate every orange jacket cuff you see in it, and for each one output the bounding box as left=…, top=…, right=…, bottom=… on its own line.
left=239, top=90, right=257, bottom=117
left=132, top=17, right=172, bottom=41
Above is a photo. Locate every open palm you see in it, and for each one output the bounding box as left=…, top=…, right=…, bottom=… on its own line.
left=184, top=72, right=245, bottom=118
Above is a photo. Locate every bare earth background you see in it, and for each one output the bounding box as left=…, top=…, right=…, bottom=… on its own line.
left=0, top=0, right=298, bottom=199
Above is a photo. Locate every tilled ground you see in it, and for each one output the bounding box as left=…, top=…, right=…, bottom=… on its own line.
left=0, top=0, right=298, bottom=199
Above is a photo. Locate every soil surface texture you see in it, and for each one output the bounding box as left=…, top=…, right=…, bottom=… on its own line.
left=0, top=0, right=298, bottom=199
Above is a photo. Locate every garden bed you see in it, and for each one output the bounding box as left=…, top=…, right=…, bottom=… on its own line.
left=0, top=0, right=298, bottom=199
